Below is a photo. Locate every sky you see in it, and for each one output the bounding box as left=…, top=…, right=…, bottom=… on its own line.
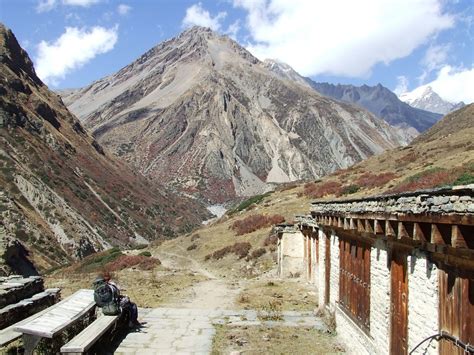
left=0, top=0, right=473, bottom=103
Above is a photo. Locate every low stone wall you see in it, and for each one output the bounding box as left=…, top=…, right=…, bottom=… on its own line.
left=0, top=275, right=44, bottom=309
left=311, top=186, right=474, bottom=215
left=0, top=288, right=60, bottom=329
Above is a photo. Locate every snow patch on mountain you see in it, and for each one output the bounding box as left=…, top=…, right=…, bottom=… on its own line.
left=399, top=86, right=465, bottom=115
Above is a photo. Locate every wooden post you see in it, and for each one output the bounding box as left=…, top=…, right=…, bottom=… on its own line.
left=431, top=224, right=444, bottom=245
left=374, top=220, right=384, bottom=235
left=413, top=223, right=427, bottom=242
left=365, top=219, right=374, bottom=234
left=386, top=220, right=396, bottom=237
left=451, top=225, right=467, bottom=248
left=398, top=222, right=409, bottom=239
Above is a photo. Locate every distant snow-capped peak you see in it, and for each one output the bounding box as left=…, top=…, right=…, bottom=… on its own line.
left=399, top=86, right=464, bottom=115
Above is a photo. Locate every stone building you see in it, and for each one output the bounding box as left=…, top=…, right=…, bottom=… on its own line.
left=276, top=186, right=473, bottom=355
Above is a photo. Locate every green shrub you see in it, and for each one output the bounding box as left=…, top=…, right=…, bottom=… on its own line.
left=139, top=251, right=152, bottom=257
left=230, top=192, right=272, bottom=214
left=453, top=173, right=474, bottom=186
left=341, top=184, right=359, bottom=195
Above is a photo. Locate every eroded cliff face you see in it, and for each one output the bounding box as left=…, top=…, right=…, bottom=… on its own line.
left=0, top=23, right=210, bottom=274
left=63, top=27, right=406, bottom=203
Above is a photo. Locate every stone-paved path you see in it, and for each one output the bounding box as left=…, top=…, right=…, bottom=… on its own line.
left=113, top=307, right=324, bottom=354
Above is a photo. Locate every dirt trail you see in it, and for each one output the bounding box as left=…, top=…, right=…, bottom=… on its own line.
left=154, top=248, right=244, bottom=310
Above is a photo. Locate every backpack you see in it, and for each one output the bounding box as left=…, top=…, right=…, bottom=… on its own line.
left=93, top=279, right=121, bottom=316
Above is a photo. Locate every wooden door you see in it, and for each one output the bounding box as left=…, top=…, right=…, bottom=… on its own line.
left=390, top=251, right=408, bottom=355
left=439, top=269, right=474, bottom=355
left=325, top=233, right=331, bottom=305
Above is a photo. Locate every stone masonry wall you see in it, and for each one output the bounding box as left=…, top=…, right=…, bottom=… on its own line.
left=279, top=231, right=305, bottom=278
left=310, top=235, right=318, bottom=285
left=311, top=188, right=473, bottom=215
left=329, top=231, right=339, bottom=311
left=369, top=240, right=391, bottom=355
left=318, top=229, right=326, bottom=308
left=408, top=252, right=439, bottom=354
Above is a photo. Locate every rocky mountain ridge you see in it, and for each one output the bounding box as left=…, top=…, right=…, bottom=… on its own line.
left=0, top=23, right=209, bottom=275
left=399, top=85, right=465, bottom=115
left=304, top=81, right=442, bottom=137
left=62, top=26, right=406, bottom=203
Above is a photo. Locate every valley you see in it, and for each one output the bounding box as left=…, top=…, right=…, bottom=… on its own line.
left=0, top=4, right=473, bottom=352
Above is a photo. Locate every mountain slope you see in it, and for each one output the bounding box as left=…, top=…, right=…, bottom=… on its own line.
left=412, top=104, right=473, bottom=144
left=306, top=81, right=442, bottom=135
left=399, top=86, right=465, bottom=115
left=0, top=24, right=209, bottom=275
left=62, top=27, right=405, bottom=204
left=143, top=105, right=474, bottom=284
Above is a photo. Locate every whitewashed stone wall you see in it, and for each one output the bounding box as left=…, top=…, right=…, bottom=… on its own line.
left=310, top=235, right=318, bottom=285
left=279, top=218, right=444, bottom=355
left=408, top=252, right=439, bottom=354
left=335, top=309, right=374, bottom=355
left=318, top=229, right=326, bottom=308
left=278, top=231, right=305, bottom=278
left=329, top=231, right=339, bottom=310
left=369, top=240, right=391, bottom=355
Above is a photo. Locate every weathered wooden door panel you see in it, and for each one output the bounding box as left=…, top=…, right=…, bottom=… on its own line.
left=338, top=238, right=371, bottom=331
left=390, top=251, right=408, bottom=355
left=439, top=269, right=474, bottom=355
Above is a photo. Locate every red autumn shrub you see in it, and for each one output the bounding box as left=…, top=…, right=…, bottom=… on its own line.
left=303, top=181, right=342, bottom=198
left=263, top=234, right=278, bottom=247
left=105, top=255, right=160, bottom=272
left=388, top=168, right=456, bottom=194
left=205, top=242, right=252, bottom=260
left=251, top=247, right=267, bottom=259
left=231, top=214, right=285, bottom=235
left=356, top=172, right=397, bottom=189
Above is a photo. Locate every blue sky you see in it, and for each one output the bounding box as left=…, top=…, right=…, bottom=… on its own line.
left=1, top=0, right=473, bottom=102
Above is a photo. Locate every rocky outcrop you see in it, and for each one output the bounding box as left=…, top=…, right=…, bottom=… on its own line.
left=62, top=27, right=406, bottom=203
left=305, top=81, right=442, bottom=136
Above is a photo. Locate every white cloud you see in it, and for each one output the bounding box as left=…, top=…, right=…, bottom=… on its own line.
left=423, top=65, right=474, bottom=103
left=117, top=4, right=131, bottom=16
left=225, top=20, right=240, bottom=39
left=62, top=0, right=100, bottom=6
left=182, top=3, right=227, bottom=31
left=36, top=0, right=57, bottom=12
left=233, top=0, right=454, bottom=77
left=36, top=0, right=100, bottom=12
left=35, top=26, right=118, bottom=85
left=394, top=75, right=409, bottom=96
left=418, top=43, right=451, bottom=83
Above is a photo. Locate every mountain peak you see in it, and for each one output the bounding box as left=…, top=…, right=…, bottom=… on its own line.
left=399, top=85, right=465, bottom=115
left=61, top=26, right=405, bottom=203
left=0, top=23, right=43, bottom=87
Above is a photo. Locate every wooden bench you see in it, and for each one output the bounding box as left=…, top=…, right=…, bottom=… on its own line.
left=14, top=289, right=95, bottom=355
left=60, top=313, right=119, bottom=354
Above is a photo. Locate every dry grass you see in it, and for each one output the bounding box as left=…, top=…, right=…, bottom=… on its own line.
left=211, top=324, right=344, bottom=355
left=45, top=267, right=206, bottom=308
left=237, top=280, right=318, bottom=312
